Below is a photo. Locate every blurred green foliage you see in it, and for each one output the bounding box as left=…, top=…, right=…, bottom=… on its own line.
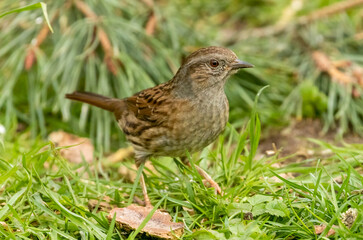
left=0, top=0, right=363, bottom=150
left=300, top=80, right=328, bottom=118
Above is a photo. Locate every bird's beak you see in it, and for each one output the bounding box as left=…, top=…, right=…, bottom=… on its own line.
left=231, top=59, right=254, bottom=69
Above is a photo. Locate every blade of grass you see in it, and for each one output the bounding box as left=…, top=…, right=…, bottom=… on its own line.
left=127, top=163, right=144, bottom=206
left=247, top=85, right=269, bottom=170
left=106, top=213, right=117, bottom=240
left=0, top=2, right=53, bottom=32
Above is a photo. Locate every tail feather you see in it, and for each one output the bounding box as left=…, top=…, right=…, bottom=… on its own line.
left=65, top=91, right=119, bottom=112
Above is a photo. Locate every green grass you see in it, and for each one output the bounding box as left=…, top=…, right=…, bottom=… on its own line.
left=1, top=113, right=362, bottom=239
left=1, top=1, right=363, bottom=239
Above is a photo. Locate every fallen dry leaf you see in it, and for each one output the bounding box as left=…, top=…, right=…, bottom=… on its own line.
left=314, top=224, right=337, bottom=237
left=108, top=204, right=184, bottom=239
left=49, top=131, right=94, bottom=164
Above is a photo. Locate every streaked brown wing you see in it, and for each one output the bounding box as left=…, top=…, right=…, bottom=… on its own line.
left=125, top=84, right=172, bottom=124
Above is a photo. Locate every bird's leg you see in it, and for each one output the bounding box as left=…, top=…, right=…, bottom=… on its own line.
left=135, top=158, right=152, bottom=207
left=140, top=173, right=152, bottom=207
left=181, top=157, right=222, bottom=195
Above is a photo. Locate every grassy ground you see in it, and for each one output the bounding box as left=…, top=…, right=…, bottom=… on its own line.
left=1, top=1, right=363, bottom=239
left=1, top=111, right=362, bottom=239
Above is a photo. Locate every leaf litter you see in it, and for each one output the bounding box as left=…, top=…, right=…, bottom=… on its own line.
left=108, top=204, right=184, bottom=239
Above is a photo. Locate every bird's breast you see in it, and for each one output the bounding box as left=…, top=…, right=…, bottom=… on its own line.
left=156, top=93, right=229, bottom=156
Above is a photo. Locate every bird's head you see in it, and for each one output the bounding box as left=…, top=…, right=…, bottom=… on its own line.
left=173, top=46, right=253, bottom=95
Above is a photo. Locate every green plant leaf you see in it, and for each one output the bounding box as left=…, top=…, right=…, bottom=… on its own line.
left=227, top=202, right=253, bottom=216
left=265, top=200, right=289, bottom=217
left=251, top=203, right=266, bottom=216
left=247, top=195, right=273, bottom=206
left=192, top=229, right=226, bottom=240
left=0, top=187, right=26, bottom=220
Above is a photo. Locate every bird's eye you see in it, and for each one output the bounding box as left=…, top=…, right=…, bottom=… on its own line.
left=209, top=59, right=219, bottom=68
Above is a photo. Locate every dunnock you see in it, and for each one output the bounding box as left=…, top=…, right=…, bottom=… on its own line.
left=66, top=46, right=253, bottom=206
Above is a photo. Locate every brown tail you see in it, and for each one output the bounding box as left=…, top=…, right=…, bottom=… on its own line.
left=65, top=91, right=119, bottom=112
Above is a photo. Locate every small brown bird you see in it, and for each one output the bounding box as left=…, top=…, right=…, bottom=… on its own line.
left=66, top=46, right=253, bottom=206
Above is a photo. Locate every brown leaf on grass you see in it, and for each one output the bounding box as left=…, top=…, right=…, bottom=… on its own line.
left=48, top=131, right=94, bottom=164
left=314, top=224, right=337, bottom=237
left=108, top=204, right=184, bottom=239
